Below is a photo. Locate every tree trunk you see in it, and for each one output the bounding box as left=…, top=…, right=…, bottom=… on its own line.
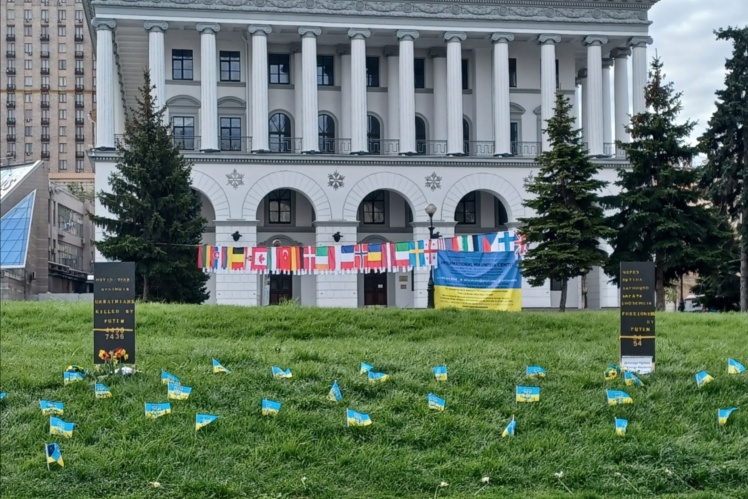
left=741, top=239, right=747, bottom=312
left=559, top=278, right=568, bottom=312
left=655, top=260, right=665, bottom=312
left=581, top=273, right=588, bottom=309
left=142, top=273, right=149, bottom=303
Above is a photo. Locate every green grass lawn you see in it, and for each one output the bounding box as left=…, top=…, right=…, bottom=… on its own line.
left=1, top=302, right=747, bottom=499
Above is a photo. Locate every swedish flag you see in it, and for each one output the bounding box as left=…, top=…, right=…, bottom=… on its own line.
left=502, top=417, right=516, bottom=438
left=695, top=370, right=714, bottom=388
left=168, top=382, right=192, bottom=400
left=327, top=381, right=342, bottom=402
left=272, top=366, right=292, bottom=379
left=606, top=389, right=633, bottom=406
left=368, top=371, right=389, bottom=383
left=95, top=383, right=112, bottom=399
left=40, top=400, right=64, bottom=416
left=196, top=413, right=219, bottom=431
left=45, top=443, right=64, bottom=468
left=526, top=366, right=547, bottom=379
left=433, top=366, right=448, bottom=381
left=346, top=408, right=372, bottom=427
left=718, top=407, right=738, bottom=426
left=64, top=371, right=85, bottom=385
left=145, top=402, right=171, bottom=419
left=428, top=393, right=446, bottom=411
left=604, top=364, right=621, bottom=381
left=624, top=371, right=643, bottom=387
left=728, top=358, right=745, bottom=375
left=615, top=418, right=628, bottom=436
left=50, top=417, right=75, bottom=438
left=161, top=370, right=180, bottom=386
left=360, top=362, right=374, bottom=374
left=262, top=399, right=281, bottom=416
left=213, top=359, right=232, bottom=374
left=515, top=386, right=540, bottom=403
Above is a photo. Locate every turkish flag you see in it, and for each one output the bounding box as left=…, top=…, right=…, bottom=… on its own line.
left=277, top=246, right=292, bottom=273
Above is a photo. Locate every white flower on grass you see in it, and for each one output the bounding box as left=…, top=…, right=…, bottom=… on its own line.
left=554, top=471, right=564, bottom=479
left=481, top=477, right=490, bottom=484
left=148, top=482, right=161, bottom=488
left=440, top=481, right=449, bottom=487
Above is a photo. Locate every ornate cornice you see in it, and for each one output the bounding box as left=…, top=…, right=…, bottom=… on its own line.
left=88, top=0, right=656, bottom=25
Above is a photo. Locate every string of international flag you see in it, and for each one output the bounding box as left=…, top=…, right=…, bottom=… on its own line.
left=197, top=230, right=527, bottom=274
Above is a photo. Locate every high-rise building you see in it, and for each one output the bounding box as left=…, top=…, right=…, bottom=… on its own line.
left=84, top=0, right=658, bottom=308
left=1, top=0, right=96, bottom=188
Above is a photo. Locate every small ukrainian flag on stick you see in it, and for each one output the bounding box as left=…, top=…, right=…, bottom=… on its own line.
left=161, top=370, right=180, bottom=386
left=50, top=417, right=75, bottom=438
left=606, top=390, right=633, bottom=406
left=695, top=371, right=714, bottom=388
left=433, top=366, right=448, bottom=381
left=213, top=359, right=232, bottom=374
left=64, top=371, right=85, bottom=385
left=346, top=408, right=372, bottom=427
left=427, top=393, right=446, bottom=411
left=615, top=418, right=628, bottom=437
left=526, top=366, right=547, bottom=379
left=40, top=400, right=64, bottom=416
left=515, top=386, right=540, bottom=403
left=272, top=366, right=292, bottom=379
left=502, top=416, right=516, bottom=438
left=45, top=443, right=64, bottom=469
left=327, top=381, right=342, bottom=402
left=168, top=382, right=192, bottom=400
left=196, top=413, right=219, bottom=431
left=728, top=359, right=745, bottom=375
left=360, top=362, right=374, bottom=374
left=145, top=402, right=171, bottom=419
left=368, top=371, right=389, bottom=383
left=261, top=399, right=281, bottom=417
left=718, top=407, right=737, bottom=426
left=95, top=383, right=111, bottom=399
left=624, top=371, right=643, bottom=387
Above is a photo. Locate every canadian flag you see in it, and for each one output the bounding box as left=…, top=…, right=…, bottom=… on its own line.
left=251, top=247, right=268, bottom=272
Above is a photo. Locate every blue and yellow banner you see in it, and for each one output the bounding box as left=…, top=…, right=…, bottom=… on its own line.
left=50, top=417, right=75, bottom=438
left=46, top=443, right=64, bottom=467
left=615, top=418, right=628, bottom=436
left=718, top=407, right=737, bottom=425
left=196, top=413, right=219, bottom=431
left=95, top=383, right=112, bottom=399
left=515, top=386, right=540, bottom=403
left=168, top=382, right=192, bottom=400
left=213, top=359, right=231, bottom=374
left=434, top=251, right=521, bottom=311
left=433, top=366, right=448, bottom=382
left=327, top=381, right=342, bottom=402
left=695, top=371, right=714, bottom=388
left=145, top=402, right=171, bottom=419
left=262, top=399, right=281, bottom=416
left=502, top=417, right=516, bottom=437
left=40, top=400, right=64, bottom=416
left=368, top=371, right=389, bottom=383
left=526, top=366, right=547, bottom=379
left=161, top=370, right=180, bottom=386
left=728, top=358, right=745, bottom=375
left=346, top=408, right=372, bottom=427
left=606, top=390, right=633, bottom=406
left=427, top=393, right=446, bottom=411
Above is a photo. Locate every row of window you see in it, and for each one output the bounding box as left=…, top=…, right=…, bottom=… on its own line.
left=5, top=75, right=88, bottom=87
left=6, top=126, right=85, bottom=136
left=4, top=52, right=87, bottom=71
left=6, top=93, right=88, bottom=106
left=5, top=42, right=86, bottom=56
left=5, top=25, right=85, bottom=37
left=4, top=109, right=87, bottom=121
left=5, top=8, right=84, bottom=21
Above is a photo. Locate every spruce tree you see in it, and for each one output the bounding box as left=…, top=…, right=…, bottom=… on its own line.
left=519, top=93, right=613, bottom=312
left=606, top=58, right=729, bottom=311
left=91, top=71, right=209, bottom=303
left=699, top=26, right=748, bottom=312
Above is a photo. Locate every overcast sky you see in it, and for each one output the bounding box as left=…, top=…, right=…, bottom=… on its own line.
left=648, top=0, right=748, bottom=144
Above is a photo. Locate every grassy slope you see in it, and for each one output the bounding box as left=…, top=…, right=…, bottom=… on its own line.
left=0, top=303, right=747, bottom=499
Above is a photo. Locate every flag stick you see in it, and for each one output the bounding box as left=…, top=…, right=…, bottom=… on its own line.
left=45, top=444, right=50, bottom=471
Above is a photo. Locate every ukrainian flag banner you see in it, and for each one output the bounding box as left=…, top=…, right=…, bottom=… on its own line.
left=272, top=366, right=292, bottom=379
left=433, top=365, right=448, bottom=381
left=327, top=381, right=342, bottom=402
left=50, top=417, right=75, bottom=438
left=161, top=370, right=180, bottom=386
left=262, top=399, right=281, bottom=416
left=168, top=382, right=192, bottom=400
left=624, top=371, right=643, bottom=387
left=434, top=251, right=521, bottom=311
left=145, top=402, right=171, bottom=419
left=196, top=413, right=219, bottom=431
left=695, top=371, right=714, bottom=388
left=526, top=366, right=547, bottom=379
left=728, top=358, right=745, bottom=375
left=718, top=407, right=738, bottom=425
left=615, top=418, right=628, bottom=436
left=502, top=416, right=516, bottom=437
left=45, top=443, right=64, bottom=468
left=95, top=383, right=112, bottom=399
left=346, top=408, right=372, bottom=427
left=427, top=393, right=446, bottom=411
left=40, top=400, right=64, bottom=416
left=515, top=386, right=540, bottom=403
left=606, top=390, right=633, bottom=406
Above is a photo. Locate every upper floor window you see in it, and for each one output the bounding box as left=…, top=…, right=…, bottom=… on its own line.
left=172, top=116, right=194, bottom=150
left=317, top=55, right=334, bottom=86
left=219, top=117, right=241, bottom=151
left=367, top=115, right=381, bottom=155
left=269, top=112, right=291, bottom=152
left=361, top=190, right=385, bottom=225
left=461, top=59, right=469, bottom=90
left=268, top=54, right=290, bottom=84
left=318, top=114, right=335, bottom=153
left=414, top=58, right=425, bottom=89
left=172, top=49, right=193, bottom=81
left=219, top=51, right=240, bottom=82
left=267, top=189, right=292, bottom=224
left=366, top=57, right=379, bottom=87
left=463, top=118, right=470, bottom=155
left=509, top=58, right=517, bottom=87
left=455, top=192, right=477, bottom=224
left=415, top=116, right=426, bottom=155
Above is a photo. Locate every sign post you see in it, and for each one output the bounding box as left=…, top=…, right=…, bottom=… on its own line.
left=93, top=262, right=136, bottom=364
left=619, top=262, right=655, bottom=373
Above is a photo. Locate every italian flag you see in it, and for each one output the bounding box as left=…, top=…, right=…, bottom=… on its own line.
left=391, top=241, right=411, bottom=270
left=315, top=246, right=336, bottom=272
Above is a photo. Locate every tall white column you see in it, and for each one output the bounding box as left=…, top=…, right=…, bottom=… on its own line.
left=338, top=45, right=352, bottom=150
left=249, top=25, right=271, bottom=152
left=578, top=69, right=588, bottom=144
left=491, top=33, right=513, bottom=156
left=445, top=32, right=466, bottom=156
left=349, top=29, right=371, bottom=154
left=397, top=30, right=419, bottom=155
left=384, top=46, right=399, bottom=154
left=602, top=58, right=613, bottom=154
left=611, top=47, right=631, bottom=143
left=197, top=23, right=220, bottom=152
left=299, top=26, right=322, bottom=153
left=430, top=48, right=447, bottom=144
left=538, top=34, right=561, bottom=152
left=293, top=47, right=303, bottom=140
left=584, top=35, right=607, bottom=157
left=93, top=18, right=116, bottom=150
left=144, top=21, right=168, bottom=122
left=630, top=36, right=652, bottom=116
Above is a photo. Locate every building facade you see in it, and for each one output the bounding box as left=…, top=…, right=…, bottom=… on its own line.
left=1, top=0, right=96, bottom=188
left=84, top=0, right=658, bottom=308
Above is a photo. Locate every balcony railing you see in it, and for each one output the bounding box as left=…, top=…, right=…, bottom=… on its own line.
left=75, top=118, right=84, bottom=125
left=6, top=118, right=16, bottom=125
left=75, top=135, right=84, bottom=142
left=41, top=135, right=50, bottom=141
left=6, top=51, right=15, bottom=58
left=510, top=142, right=540, bottom=157
left=75, top=51, right=84, bottom=59
left=41, top=84, right=50, bottom=91
left=41, top=118, right=50, bottom=125
left=41, top=151, right=50, bottom=159
left=317, top=138, right=351, bottom=154
left=415, top=140, right=447, bottom=156
left=74, top=34, right=83, bottom=42
left=6, top=135, right=16, bottom=142
left=41, top=102, right=50, bottom=109
left=366, top=139, right=400, bottom=155
left=75, top=68, right=84, bottom=75
left=75, top=151, right=85, bottom=159
left=6, top=68, right=15, bottom=75
left=41, top=34, right=50, bottom=41
left=75, top=84, right=84, bottom=91
left=41, top=68, right=50, bottom=75
left=75, top=102, right=84, bottom=108
left=40, top=51, right=50, bottom=58
left=6, top=84, right=15, bottom=91
left=6, top=35, right=15, bottom=41
left=6, top=101, right=16, bottom=108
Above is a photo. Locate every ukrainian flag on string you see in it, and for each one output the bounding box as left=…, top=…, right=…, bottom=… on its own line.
left=50, top=417, right=74, bottom=438
left=368, top=371, right=389, bottom=383
left=526, top=366, right=547, bottom=379
left=615, top=418, right=628, bottom=436
left=433, top=365, right=448, bottom=381
left=728, top=358, right=745, bottom=375
left=45, top=443, right=64, bottom=467
left=145, top=402, right=171, bottom=419
left=718, top=407, right=738, bottom=425
left=346, top=408, right=372, bottom=427
left=515, top=386, right=540, bottom=403
left=168, top=382, right=192, bottom=400
left=262, top=399, right=281, bottom=416
left=196, top=413, right=219, bottom=431
left=360, top=362, right=374, bottom=374
left=434, top=251, right=522, bottom=312
left=428, top=393, right=446, bottom=411
left=272, top=366, right=292, bottom=379
left=606, top=390, right=633, bottom=406
left=95, top=383, right=112, bottom=399
left=161, top=370, right=180, bottom=385
left=64, top=371, right=85, bottom=385
left=40, top=400, right=64, bottom=416
left=695, top=370, right=714, bottom=388
left=327, top=381, right=342, bottom=402
left=624, top=371, right=643, bottom=387
left=213, top=359, right=231, bottom=374
left=502, top=417, right=516, bottom=438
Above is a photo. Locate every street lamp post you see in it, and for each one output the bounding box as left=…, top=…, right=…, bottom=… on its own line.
left=425, top=203, right=437, bottom=309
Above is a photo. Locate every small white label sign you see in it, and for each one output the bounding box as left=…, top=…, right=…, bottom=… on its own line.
left=621, top=356, right=654, bottom=374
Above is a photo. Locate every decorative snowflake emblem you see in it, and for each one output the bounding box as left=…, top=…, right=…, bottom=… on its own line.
left=523, top=171, right=535, bottom=189
left=226, top=169, right=244, bottom=189
left=328, top=170, right=345, bottom=190
left=425, top=172, right=442, bottom=191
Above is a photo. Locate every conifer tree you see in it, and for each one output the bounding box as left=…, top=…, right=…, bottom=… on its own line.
left=699, top=26, right=748, bottom=312
left=520, top=93, right=613, bottom=312
left=91, top=71, right=209, bottom=303
left=606, top=58, right=729, bottom=310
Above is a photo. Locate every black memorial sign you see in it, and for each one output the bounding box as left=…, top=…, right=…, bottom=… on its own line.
left=93, top=262, right=136, bottom=364
left=620, top=262, right=656, bottom=368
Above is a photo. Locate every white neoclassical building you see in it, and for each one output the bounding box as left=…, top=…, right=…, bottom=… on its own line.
left=83, top=0, right=658, bottom=308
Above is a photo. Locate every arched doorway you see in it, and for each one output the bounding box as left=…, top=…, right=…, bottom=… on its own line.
left=453, top=190, right=509, bottom=234
left=196, top=190, right=216, bottom=304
